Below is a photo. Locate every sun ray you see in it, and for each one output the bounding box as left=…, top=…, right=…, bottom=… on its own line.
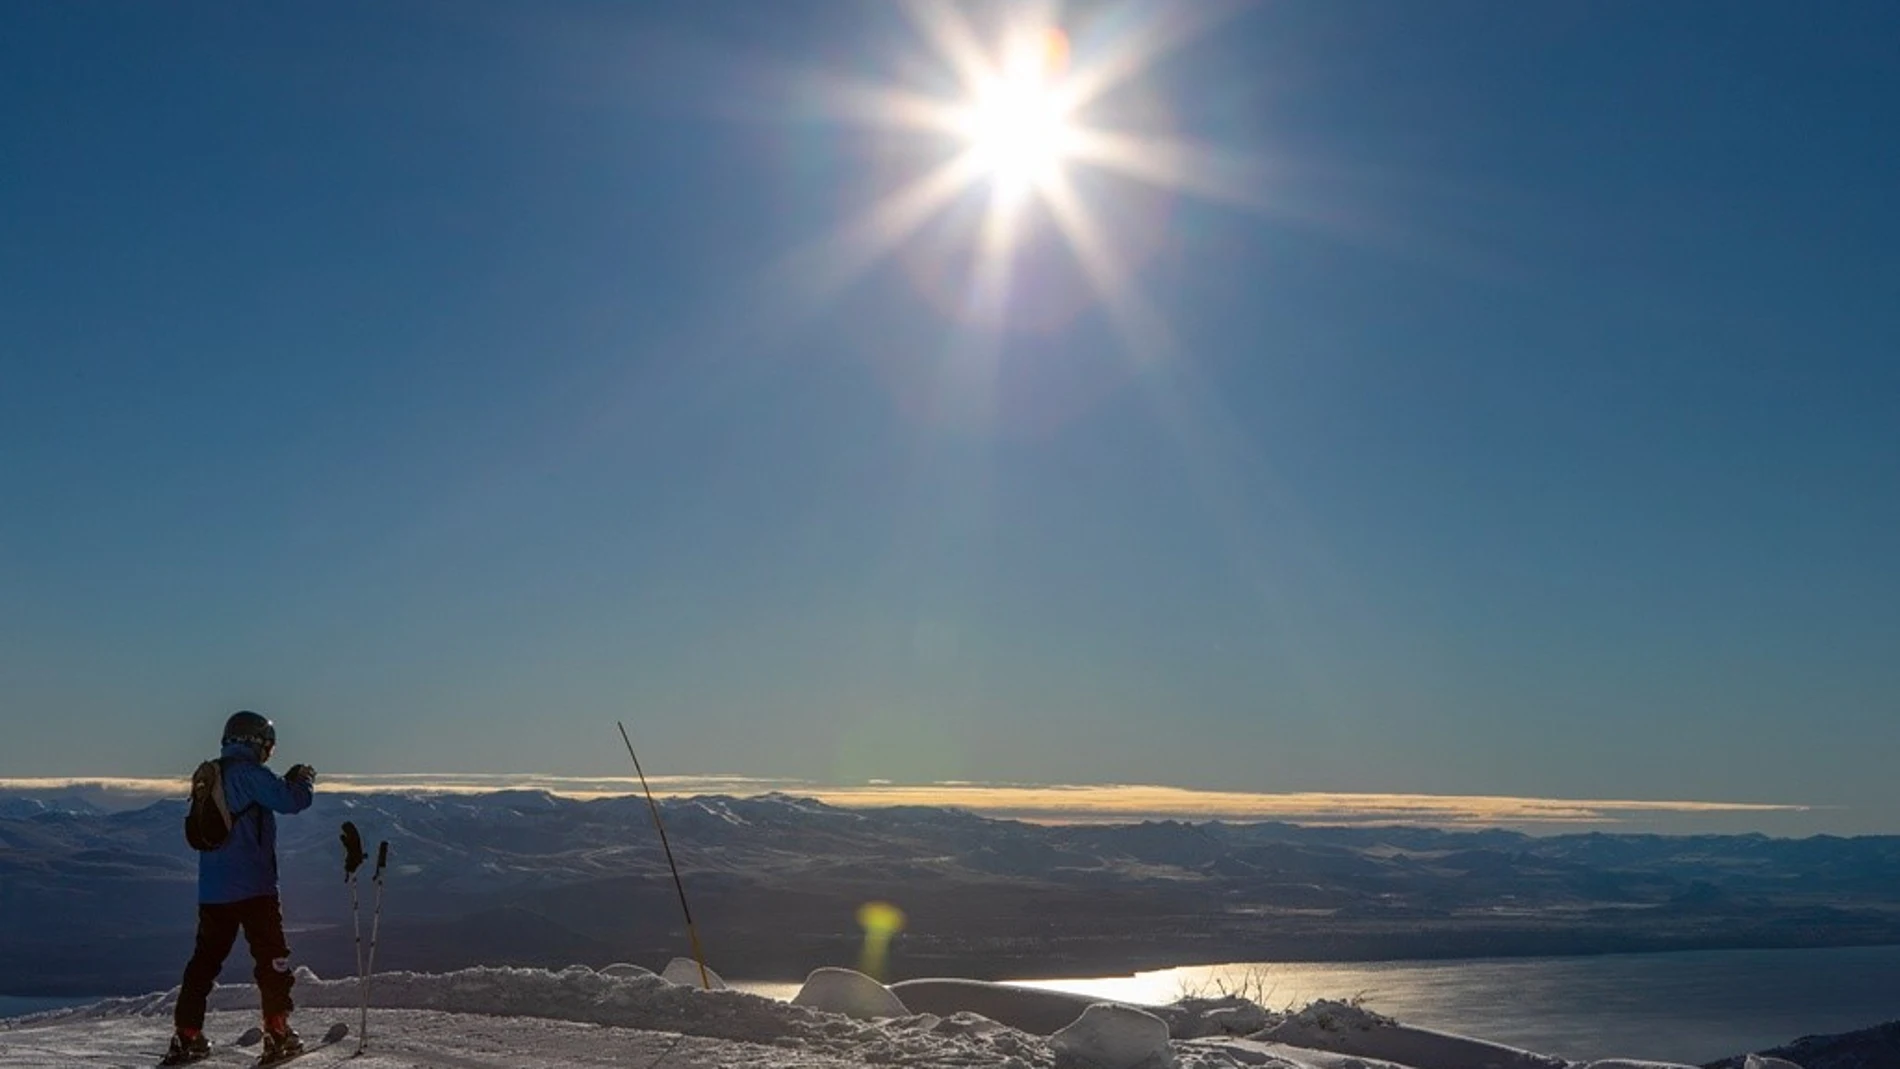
left=967, top=190, right=1023, bottom=325
left=925, top=196, right=1016, bottom=427
left=1063, top=126, right=1271, bottom=210
left=1058, top=0, right=1244, bottom=113
left=800, top=70, right=970, bottom=135
left=897, top=0, right=999, bottom=100
left=1067, top=124, right=1466, bottom=268
left=775, top=148, right=987, bottom=304
left=1039, top=169, right=1173, bottom=363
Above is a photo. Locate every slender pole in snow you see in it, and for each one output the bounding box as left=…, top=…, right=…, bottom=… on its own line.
left=339, top=822, right=367, bottom=1041
left=617, top=721, right=711, bottom=990
left=347, top=878, right=364, bottom=980
left=357, top=841, right=389, bottom=1055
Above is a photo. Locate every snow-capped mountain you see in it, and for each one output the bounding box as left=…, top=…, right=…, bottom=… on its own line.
left=0, top=795, right=102, bottom=819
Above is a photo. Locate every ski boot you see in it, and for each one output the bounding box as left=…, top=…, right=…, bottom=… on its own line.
left=258, top=1017, right=304, bottom=1066
left=159, top=1028, right=211, bottom=1065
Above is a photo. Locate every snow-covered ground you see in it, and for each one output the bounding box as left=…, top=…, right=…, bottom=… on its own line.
left=0, top=963, right=1805, bottom=1069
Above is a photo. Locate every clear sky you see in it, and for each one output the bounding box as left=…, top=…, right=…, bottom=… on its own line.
left=3, top=1, right=1896, bottom=833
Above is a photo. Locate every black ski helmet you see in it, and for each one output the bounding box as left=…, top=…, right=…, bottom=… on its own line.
left=222, top=710, right=276, bottom=751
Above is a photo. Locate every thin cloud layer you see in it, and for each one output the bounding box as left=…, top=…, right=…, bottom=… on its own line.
left=0, top=774, right=1808, bottom=829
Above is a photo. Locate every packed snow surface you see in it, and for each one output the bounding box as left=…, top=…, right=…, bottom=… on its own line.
left=0, top=964, right=1805, bottom=1069
left=1050, top=1002, right=1173, bottom=1068
left=658, top=958, right=727, bottom=990
left=793, top=967, right=914, bottom=1020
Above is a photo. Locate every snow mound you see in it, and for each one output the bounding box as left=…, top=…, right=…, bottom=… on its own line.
left=1184, top=1037, right=1416, bottom=1068
left=894, top=978, right=1121, bottom=1036
left=792, top=966, right=912, bottom=1019
left=660, top=956, right=728, bottom=989
left=598, top=961, right=655, bottom=978
left=886, top=982, right=1276, bottom=1041
left=1050, top=1002, right=1173, bottom=1069
left=1255, top=1000, right=1567, bottom=1069
left=1585, top=1060, right=1806, bottom=1069
left=1155, top=995, right=1278, bottom=1040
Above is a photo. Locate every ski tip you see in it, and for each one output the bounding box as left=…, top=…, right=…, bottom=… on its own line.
left=322, top=1022, right=350, bottom=1043
left=237, top=1026, right=264, bottom=1047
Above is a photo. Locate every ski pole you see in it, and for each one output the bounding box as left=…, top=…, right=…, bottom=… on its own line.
left=340, top=822, right=366, bottom=988
left=616, top=721, right=711, bottom=990
left=357, top=841, right=389, bottom=1054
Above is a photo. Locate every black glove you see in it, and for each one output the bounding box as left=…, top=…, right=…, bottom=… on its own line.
left=340, top=821, right=366, bottom=877
left=286, top=764, right=317, bottom=786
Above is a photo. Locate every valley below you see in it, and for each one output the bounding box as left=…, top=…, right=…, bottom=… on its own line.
left=4, top=791, right=1898, bottom=995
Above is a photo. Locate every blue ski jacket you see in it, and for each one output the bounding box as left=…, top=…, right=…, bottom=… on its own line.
left=199, top=741, right=313, bottom=904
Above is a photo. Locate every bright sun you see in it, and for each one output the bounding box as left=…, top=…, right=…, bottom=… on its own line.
left=957, top=29, right=1077, bottom=199
left=785, top=2, right=1263, bottom=350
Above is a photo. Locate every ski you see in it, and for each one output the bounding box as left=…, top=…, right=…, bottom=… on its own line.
left=157, top=1023, right=346, bottom=1067
left=252, top=1022, right=350, bottom=1067
left=154, top=1045, right=213, bottom=1067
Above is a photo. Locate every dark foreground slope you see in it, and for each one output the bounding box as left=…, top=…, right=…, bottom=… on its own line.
left=1708, top=1019, right=1900, bottom=1069
left=3, top=791, right=1899, bottom=995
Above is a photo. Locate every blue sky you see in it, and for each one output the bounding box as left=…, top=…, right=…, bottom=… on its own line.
left=3, top=1, right=1896, bottom=833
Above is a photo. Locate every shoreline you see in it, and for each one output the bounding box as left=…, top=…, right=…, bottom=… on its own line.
left=23, top=937, right=1900, bottom=1002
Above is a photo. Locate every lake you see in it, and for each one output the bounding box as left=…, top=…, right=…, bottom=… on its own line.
left=0, top=995, right=100, bottom=1019
left=1005, top=944, right=1900, bottom=1064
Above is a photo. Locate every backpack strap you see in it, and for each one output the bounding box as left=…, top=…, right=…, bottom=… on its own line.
left=216, top=756, right=264, bottom=827
left=200, top=759, right=234, bottom=829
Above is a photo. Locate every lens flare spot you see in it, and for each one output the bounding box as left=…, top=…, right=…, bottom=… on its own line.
left=858, top=900, right=906, bottom=933
left=1040, top=27, right=1071, bottom=78
left=857, top=900, right=907, bottom=979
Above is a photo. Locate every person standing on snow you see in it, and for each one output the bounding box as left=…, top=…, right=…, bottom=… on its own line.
left=164, top=711, right=316, bottom=1066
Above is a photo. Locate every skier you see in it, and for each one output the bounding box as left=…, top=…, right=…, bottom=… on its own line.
left=164, top=711, right=316, bottom=1066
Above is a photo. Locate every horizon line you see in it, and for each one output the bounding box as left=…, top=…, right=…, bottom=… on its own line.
left=0, top=774, right=1816, bottom=830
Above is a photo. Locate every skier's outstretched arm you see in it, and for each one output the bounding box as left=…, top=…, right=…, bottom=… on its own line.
left=235, top=761, right=314, bottom=814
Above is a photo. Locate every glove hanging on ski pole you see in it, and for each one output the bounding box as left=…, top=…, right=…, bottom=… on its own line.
left=340, top=821, right=366, bottom=880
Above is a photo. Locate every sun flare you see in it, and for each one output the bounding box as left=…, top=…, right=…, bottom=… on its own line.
left=785, top=0, right=1265, bottom=352
left=956, top=29, right=1077, bottom=199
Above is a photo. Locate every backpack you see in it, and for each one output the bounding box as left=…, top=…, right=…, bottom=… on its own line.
left=184, top=758, right=248, bottom=851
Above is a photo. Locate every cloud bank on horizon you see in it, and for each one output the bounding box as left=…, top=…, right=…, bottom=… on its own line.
left=0, top=773, right=1811, bottom=831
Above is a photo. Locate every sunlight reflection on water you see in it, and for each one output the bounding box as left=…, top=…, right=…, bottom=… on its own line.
left=729, top=945, right=1900, bottom=1063
left=1004, top=945, right=1900, bottom=1063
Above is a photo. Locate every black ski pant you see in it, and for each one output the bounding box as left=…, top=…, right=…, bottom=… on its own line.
left=174, top=894, right=295, bottom=1031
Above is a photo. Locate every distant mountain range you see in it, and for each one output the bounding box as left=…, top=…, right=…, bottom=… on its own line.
left=0, top=794, right=104, bottom=819
left=4, top=789, right=1899, bottom=996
